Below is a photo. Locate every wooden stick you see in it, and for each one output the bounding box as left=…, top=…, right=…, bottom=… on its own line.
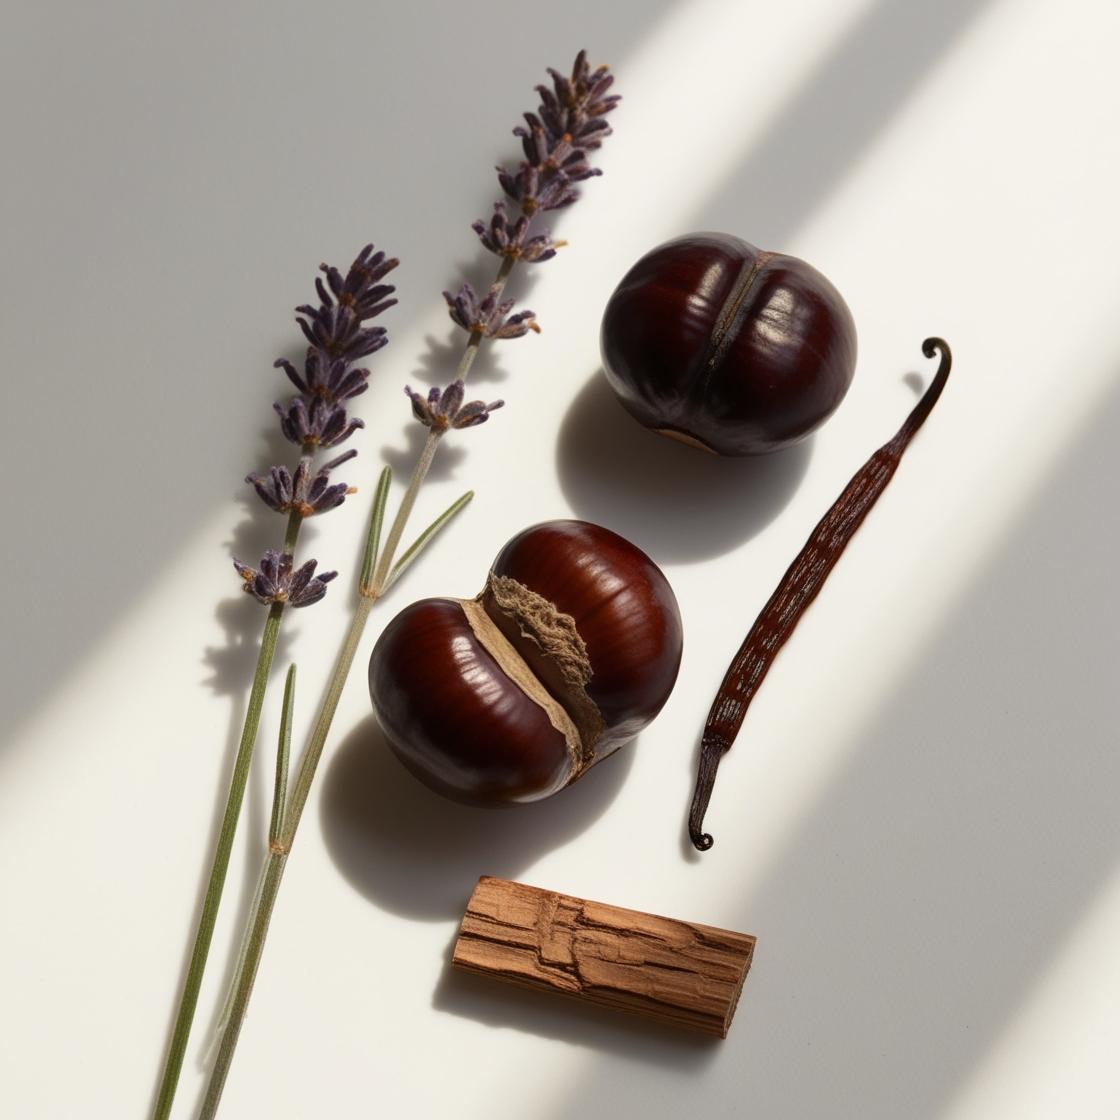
left=452, top=876, right=756, bottom=1038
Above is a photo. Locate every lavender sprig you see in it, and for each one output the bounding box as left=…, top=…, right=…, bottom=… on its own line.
left=152, top=243, right=396, bottom=1120
left=376, top=46, right=618, bottom=585
left=193, top=52, right=621, bottom=1118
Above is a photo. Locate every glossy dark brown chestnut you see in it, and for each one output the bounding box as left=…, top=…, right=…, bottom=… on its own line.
left=368, top=520, right=683, bottom=805
left=600, top=232, right=857, bottom=456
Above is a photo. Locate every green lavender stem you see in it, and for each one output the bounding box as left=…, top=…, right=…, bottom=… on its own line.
left=269, top=665, right=296, bottom=846
left=455, top=255, right=514, bottom=385
left=368, top=430, right=442, bottom=593
left=366, top=253, right=512, bottom=595
left=199, top=596, right=374, bottom=1119
left=199, top=851, right=287, bottom=1120
left=151, top=598, right=287, bottom=1120
left=152, top=452, right=317, bottom=1119
left=206, top=662, right=294, bottom=1072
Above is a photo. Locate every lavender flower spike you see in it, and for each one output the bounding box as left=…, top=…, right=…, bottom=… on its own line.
left=233, top=549, right=338, bottom=607
left=480, top=50, right=620, bottom=236
left=443, top=283, right=539, bottom=340
left=404, top=380, right=504, bottom=432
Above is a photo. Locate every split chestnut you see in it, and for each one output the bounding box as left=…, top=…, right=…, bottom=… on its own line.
left=368, top=520, right=683, bottom=804
left=601, top=232, right=857, bottom=455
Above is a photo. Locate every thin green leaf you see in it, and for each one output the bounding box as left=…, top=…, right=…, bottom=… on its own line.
left=359, top=466, right=393, bottom=591
left=270, top=664, right=296, bottom=846
left=383, top=490, right=475, bottom=593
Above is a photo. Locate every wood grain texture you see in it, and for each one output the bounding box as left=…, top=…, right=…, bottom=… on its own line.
left=452, top=876, right=756, bottom=1038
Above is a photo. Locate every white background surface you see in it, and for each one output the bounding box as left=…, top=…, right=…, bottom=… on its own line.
left=3, top=0, right=1119, bottom=1116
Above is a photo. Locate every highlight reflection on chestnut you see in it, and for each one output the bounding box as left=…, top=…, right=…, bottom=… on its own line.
left=601, top=232, right=857, bottom=455
left=368, top=520, right=683, bottom=805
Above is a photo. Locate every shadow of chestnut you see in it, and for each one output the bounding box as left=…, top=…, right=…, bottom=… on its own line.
left=555, top=372, right=813, bottom=564
left=319, top=715, right=636, bottom=921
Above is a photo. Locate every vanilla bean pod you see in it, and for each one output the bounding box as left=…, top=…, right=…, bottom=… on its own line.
left=688, top=337, right=953, bottom=851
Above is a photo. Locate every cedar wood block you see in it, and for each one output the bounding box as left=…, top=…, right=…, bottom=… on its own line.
left=452, top=876, right=756, bottom=1038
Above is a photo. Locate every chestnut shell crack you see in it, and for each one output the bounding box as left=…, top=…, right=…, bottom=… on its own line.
left=480, top=573, right=606, bottom=777
left=458, top=597, right=586, bottom=784
left=486, top=573, right=592, bottom=691
left=692, top=247, right=773, bottom=412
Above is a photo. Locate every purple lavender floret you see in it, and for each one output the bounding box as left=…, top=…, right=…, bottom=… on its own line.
left=443, top=283, right=538, bottom=340
left=295, top=243, right=399, bottom=363
left=471, top=204, right=561, bottom=263
left=274, top=352, right=371, bottom=404
left=316, top=244, right=398, bottom=317
left=513, top=114, right=600, bottom=181
left=295, top=305, right=389, bottom=365
left=404, top=380, right=504, bottom=432
left=537, top=50, right=620, bottom=149
left=274, top=395, right=364, bottom=448
left=496, top=163, right=582, bottom=216
left=246, top=451, right=357, bottom=517
left=233, top=550, right=338, bottom=607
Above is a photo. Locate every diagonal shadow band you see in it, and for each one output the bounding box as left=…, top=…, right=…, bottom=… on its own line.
left=1, top=0, right=996, bottom=752
left=698, top=0, right=992, bottom=249
left=0, top=1, right=681, bottom=754
left=541, top=370, right=1120, bottom=1117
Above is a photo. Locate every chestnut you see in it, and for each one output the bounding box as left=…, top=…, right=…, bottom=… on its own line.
left=600, top=232, right=857, bottom=456
left=368, top=520, right=683, bottom=805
